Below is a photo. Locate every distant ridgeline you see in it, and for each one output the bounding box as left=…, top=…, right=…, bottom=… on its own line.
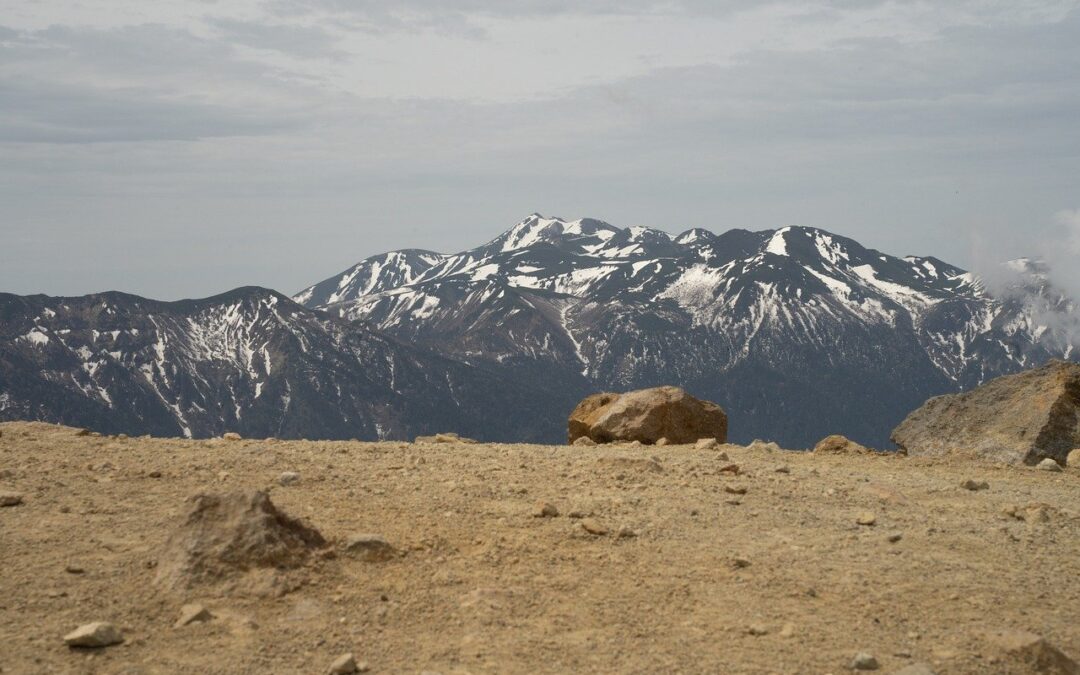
left=2, top=214, right=1077, bottom=446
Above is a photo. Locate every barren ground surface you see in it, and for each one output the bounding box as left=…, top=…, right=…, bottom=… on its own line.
left=1, top=421, right=1078, bottom=674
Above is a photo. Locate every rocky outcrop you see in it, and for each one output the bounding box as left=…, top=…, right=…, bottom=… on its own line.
left=155, top=490, right=326, bottom=591
left=891, top=360, right=1080, bottom=465
left=567, top=386, right=727, bottom=445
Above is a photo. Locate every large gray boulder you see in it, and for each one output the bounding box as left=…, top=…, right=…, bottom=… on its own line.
left=891, top=360, right=1080, bottom=465
left=568, top=386, right=727, bottom=445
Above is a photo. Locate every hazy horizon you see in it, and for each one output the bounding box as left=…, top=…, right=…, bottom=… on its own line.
left=2, top=1, right=1079, bottom=300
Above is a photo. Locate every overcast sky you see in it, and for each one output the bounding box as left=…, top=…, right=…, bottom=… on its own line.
left=1, top=1, right=1079, bottom=300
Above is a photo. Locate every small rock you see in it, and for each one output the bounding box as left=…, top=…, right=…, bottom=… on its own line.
left=617, top=525, right=637, bottom=538
left=572, top=436, right=597, bottom=447
left=0, top=491, right=24, bottom=507
left=279, top=471, right=301, bottom=486
left=65, top=564, right=85, bottom=574
left=532, top=501, right=559, bottom=518
left=747, top=624, right=769, bottom=636
left=580, top=519, right=608, bottom=536
left=851, top=652, right=879, bottom=670
left=774, top=465, right=791, bottom=474
left=718, top=463, right=740, bottom=474
left=222, top=432, right=242, bottom=441
left=856, top=512, right=877, bottom=526
left=731, top=557, right=751, bottom=569
left=117, top=433, right=129, bottom=440
left=696, top=438, right=721, bottom=450
left=1067, top=448, right=1080, bottom=468
left=779, top=623, right=796, bottom=638
left=960, top=479, right=989, bottom=491
left=343, top=534, right=397, bottom=562
left=655, top=437, right=670, bottom=446
left=175, top=603, right=213, bottom=627
left=567, top=510, right=586, bottom=519
left=63, top=622, right=123, bottom=648
left=148, top=470, right=163, bottom=478
left=75, top=428, right=91, bottom=437
left=724, top=485, right=747, bottom=495
left=980, top=628, right=1078, bottom=673
left=887, top=532, right=903, bottom=543
left=1036, top=458, right=1063, bottom=472
left=328, top=652, right=358, bottom=674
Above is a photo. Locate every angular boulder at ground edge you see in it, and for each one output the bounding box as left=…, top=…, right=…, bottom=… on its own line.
left=891, top=360, right=1080, bottom=465
left=567, top=386, right=727, bottom=445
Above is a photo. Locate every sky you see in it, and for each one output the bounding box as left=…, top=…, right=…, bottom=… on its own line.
left=1, top=0, right=1079, bottom=300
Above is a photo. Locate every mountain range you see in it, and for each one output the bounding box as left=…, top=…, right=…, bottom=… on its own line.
left=2, top=214, right=1076, bottom=446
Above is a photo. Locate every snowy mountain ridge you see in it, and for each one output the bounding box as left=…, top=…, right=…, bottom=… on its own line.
left=288, top=214, right=1077, bottom=446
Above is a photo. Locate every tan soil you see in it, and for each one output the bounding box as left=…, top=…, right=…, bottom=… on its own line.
left=0, top=421, right=1078, bottom=674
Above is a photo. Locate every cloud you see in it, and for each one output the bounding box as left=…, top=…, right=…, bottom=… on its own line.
left=204, top=17, right=348, bottom=59
left=0, top=23, right=322, bottom=143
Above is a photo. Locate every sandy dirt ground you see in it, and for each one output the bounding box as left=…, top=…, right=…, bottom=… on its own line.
left=0, top=421, right=1078, bottom=674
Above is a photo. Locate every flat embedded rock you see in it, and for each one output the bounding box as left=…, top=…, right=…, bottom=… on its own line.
left=63, top=621, right=123, bottom=648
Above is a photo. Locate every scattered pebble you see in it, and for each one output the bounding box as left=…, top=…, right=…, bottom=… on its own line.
left=343, top=534, right=397, bottom=562
left=279, top=471, right=301, bottom=486
left=327, top=652, right=358, bottom=674
left=695, top=438, right=721, bottom=450
left=887, top=532, right=903, bottom=543
left=572, top=436, right=597, bottom=447
left=960, top=479, right=989, bottom=491
left=747, top=624, right=769, bottom=636
left=617, top=525, right=637, bottom=539
left=851, top=652, right=880, bottom=670
left=856, top=512, right=877, bottom=526
left=148, top=470, right=163, bottom=478
left=532, top=501, right=559, bottom=518
left=0, top=491, right=24, bottom=507
left=774, top=465, right=791, bottom=474
left=1036, top=458, right=1062, bottom=472
left=580, top=519, right=608, bottom=536
left=731, top=557, right=751, bottom=569
left=724, top=485, right=747, bottom=495
left=222, top=432, right=242, bottom=441
left=1067, top=448, right=1080, bottom=468
left=175, top=603, right=213, bottom=627
left=63, top=622, right=123, bottom=648
left=64, top=564, right=85, bottom=574
left=655, top=437, right=670, bottom=446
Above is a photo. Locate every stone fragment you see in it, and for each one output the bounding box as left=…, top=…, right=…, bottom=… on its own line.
left=979, top=628, right=1079, bottom=674
left=960, top=479, right=989, bottom=491
left=175, top=603, right=213, bottom=627
left=1036, top=458, right=1063, bottom=472
left=580, top=519, right=608, bottom=536
left=63, top=622, right=123, bottom=648
left=0, top=491, right=23, bottom=507
left=328, top=653, right=358, bottom=674
left=856, top=512, right=877, bottom=526
left=572, top=436, right=597, bottom=447
left=655, top=437, right=670, bottom=446
left=567, top=386, right=727, bottom=445
left=343, top=534, right=397, bottom=562
left=1067, top=448, right=1080, bottom=468
left=531, top=501, right=559, bottom=518
left=695, top=438, right=721, bottom=450
left=747, top=624, right=769, bottom=636
left=616, top=526, right=637, bottom=539
left=851, top=652, right=880, bottom=670
left=223, top=432, right=242, bottom=441
left=813, top=434, right=870, bottom=454
left=154, top=490, right=326, bottom=591
left=279, top=471, right=301, bottom=486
